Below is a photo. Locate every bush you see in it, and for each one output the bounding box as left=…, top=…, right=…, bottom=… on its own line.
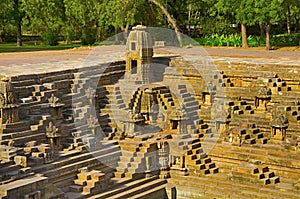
left=41, top=30, right=59, bottom=46
left=195, top=34, right=267, bottom=47
left=194, top=34, right=242, bottom=47
left=271, top=33, right=300, bottom=47
left=80, top=28, right=96, bottom=45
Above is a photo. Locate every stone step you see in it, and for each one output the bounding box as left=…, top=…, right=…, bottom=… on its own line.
left=108, top=178, right=166, bottom=199
left=32, top=143, right=120, bottom=174
left=69, top=185, right=83, bottom=193
left=90, top=176, right=160, bottom=199
left=129, top=183, right=166, bottom=199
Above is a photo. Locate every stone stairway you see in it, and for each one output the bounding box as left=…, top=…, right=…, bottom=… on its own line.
left=168, top=171, right=299, bottom=199
left=232, top=163, right=280, bottom=185
left=31, top=141, right=121, bottom=191
left=114, top=139, right=157, bottom=179
left=99, top=85, right=129, bottom=139
left=68, top=169, right=112, bottom=196
left=214, top=71, right=234, bottom=88
left=29, top=85, right=57, bottom=103
left=228, top=123, right=267, bottom=145
left=152, top=86, right=175, bottom=110
left=209, top=142, right=300, bottom=182
left=89, top=176, right=167, bottom=199
left=170, top=134, right=218, bottom=176
left=176, top=85, right=213, bottom=139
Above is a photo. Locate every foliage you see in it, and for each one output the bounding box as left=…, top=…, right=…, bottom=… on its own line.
left=80, top=27, right=97, bottom=45
left=41, top=29, right=59, bottom=46
left=0, top=43, right=81, bottom=53
left=195, top=34, right=267, bottom=47
left=0, top=0, right=299, bottom=47
left=271, top=33, right=300, bottom=46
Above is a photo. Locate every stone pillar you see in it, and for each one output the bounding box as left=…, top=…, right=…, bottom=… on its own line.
left=158, top=141, right=170, bottom=179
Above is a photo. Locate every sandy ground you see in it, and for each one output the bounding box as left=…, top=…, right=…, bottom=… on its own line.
left=0, top=45, right=299, bottom=76
left=0, top=46, right=299, bottom=64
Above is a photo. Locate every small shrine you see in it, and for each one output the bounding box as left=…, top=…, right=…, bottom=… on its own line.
left=270, top=114, right=288, bottom=141
left=122, top=110, right=146, bottom=138
left=125, top=25, right=153, bottom=83
left=213, top=101, right=231, bottom=133
left=139, top=88, right=159, bottom=124
left=250, top=80, right=271, bottom=110
left=201, top=81, right=216, bottom=104
left=168, top=105, right=188, bottom=134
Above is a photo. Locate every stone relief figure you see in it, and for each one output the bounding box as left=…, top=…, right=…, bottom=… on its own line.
left=8, top=139, right=14, bottom=147
left=0, top=77, right=18, bottom=105
left=85, top=87, right=97, bottom=105
left=87, top=115, right=98, bottom=129
left=48, top=94, right=59, bottom=107
left=0, top=77, right=20, bottom=124
left=46, top=122, right=57, bottom=136
left=0, top=94, right=5, bottom=108
left=72, top=132, right=80, bottom=138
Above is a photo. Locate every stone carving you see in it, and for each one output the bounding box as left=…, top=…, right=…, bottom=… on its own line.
left=87, top=115, right=99, bottom=136
left=46, top=122, right=57, bottom=136
left=85, top=87, right=97, bottom=105
left=0, top=77, right=20, bottom=124
left=46, top=122, right=61, bottom=151
left=48, top=94, right=59, bottom=107
left=7, top=139, right=14, bottom=147
left=0, top=77, right=18, bottom=105
left=87, top=115, right=98, bottom=129
left=157, top=141, right=170, bottom=179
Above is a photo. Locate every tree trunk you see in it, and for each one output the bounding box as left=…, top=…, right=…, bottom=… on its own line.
left=265, top=23, right=271, bottom=50
left=286, top=5, right=291, bottom=35
left=148, top=0, right=183, bottom=47
left=295, top=17, right=299, bottom=32
left=241, top=24, right=248, bottom=48
left=114, top=27, right=120, bottom=45
left=121, top=23, right=130, bottom=42
left=16, top=19, right=22, bottom=46
left=14, top=0, right=22, bottom=46
left=259, top=23, right=265, bottom=39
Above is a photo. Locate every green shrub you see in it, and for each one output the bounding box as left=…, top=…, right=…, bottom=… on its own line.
left=80, top=28, right=96, bottom=45
left=271, top=33, right=300, bottom=47
left=194, top=34, right=242, bottom=47
left=41, top=30, right=59, bottom=46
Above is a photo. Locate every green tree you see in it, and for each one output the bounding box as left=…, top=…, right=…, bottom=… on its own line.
left=22, top=0, right=66, bottom=45
left=286, top=0, right=300, bottom=34
left=213, top=0, right=256, bottom=48
left=148, top=0, right=183, bottom=46
left=253, top=0, right=285, bottom=50
left=63, top=0, right=100, bottom=44
left=0, top=0, right=24, bottom=46
left=99, top=0, right=135, bottom=43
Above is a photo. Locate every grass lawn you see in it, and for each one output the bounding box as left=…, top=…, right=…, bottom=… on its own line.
left=0, top=40, right=120, bottom=53
left=0, top=42, right=83, bottom=53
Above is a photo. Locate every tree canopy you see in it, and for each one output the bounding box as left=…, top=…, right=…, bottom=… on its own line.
left=0, top=0, right=299, bottom=49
